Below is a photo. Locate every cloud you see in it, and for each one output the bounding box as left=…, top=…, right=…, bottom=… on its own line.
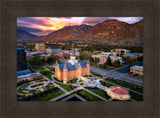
left=82, top=17, right=143, bottom=25
left=17, top=17, right=143, bottom=36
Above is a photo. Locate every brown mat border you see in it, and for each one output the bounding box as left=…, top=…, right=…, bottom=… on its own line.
left=1, top=1, right=159, bottom=117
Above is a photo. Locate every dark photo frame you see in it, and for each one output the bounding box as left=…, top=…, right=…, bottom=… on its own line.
left=0, top=0, right=159, bottom=118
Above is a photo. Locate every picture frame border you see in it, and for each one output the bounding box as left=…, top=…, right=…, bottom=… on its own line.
left=0, top=0, right=159, bottom=117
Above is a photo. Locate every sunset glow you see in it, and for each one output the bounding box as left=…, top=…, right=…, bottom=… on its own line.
left=17, top=17, right=143, bottom=36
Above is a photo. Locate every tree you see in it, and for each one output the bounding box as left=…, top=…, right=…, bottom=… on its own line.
left=78, top=52, right=92, bottom=60
left=125, top=56, right=137, bottom=64
left=28, top=55, right=43, bottom=66
left=90, top=57, right=94, bottom=63
left=106, top=56, right=112, bottom=66
left=46, top=54, right=56, bottom=63
left=113, top=60, right=120, bottom=67
left=94, top=57, right=100, bottom=64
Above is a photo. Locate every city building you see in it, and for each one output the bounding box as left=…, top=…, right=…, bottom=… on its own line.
left=54, top=51, right=66, bottom=58
left=130, top=65, right=143, bottom=76
left=110, top=56, right=123, bottom=64
left=92, top=53, right=123, bottom=65
left=107, top=86, right=130, bottom=100
left=74, top=48, right=82, bottom=56
left=26, top=51, right=50, bottom=61
left=111, top=49, right=130, bottom=57
left=124, top=53, right=143, bottom=60
left=17, top=47, right=41, bottom=83
left=55, top=48, right=90, bottom=83
left=100, top=52, right=111, bottom=56
left=17, top=72, right=40, bottom=83
left=17, top=47, right=27, bottom=71
left=46, top=46, right=61, bottom=54
left=92, top=54, right=108, bottom=65
left=35, top=43, right=46, bottom=52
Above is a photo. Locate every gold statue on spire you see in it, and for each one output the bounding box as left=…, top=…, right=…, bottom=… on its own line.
left=72, top=43, right=74, bottom=48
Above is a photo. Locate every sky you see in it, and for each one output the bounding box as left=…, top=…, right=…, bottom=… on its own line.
left=17, top=17, right=143, bottom=36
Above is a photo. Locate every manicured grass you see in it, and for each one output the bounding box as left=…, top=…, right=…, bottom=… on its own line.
left=79, top=79, right=83, bottom=82
left=46, top=73, right=54, bottom=80
left=77, top=90, right=102, bottom=101
left=34, top=88, right=64, bottom=101
left=68, top=78, right=78, bottom=83
left=105, top=79, right=143, bottom=93
left=100, top=81, right=114, bottom=87
left=57, top=83, right=73, bottom=91
left=17, top=86, right=32, bottom=94
left=87, top=88, right=110, bottom=100
left=129, top=91, right=143, bottom=101
left=32, top=66, right=44, bottom=71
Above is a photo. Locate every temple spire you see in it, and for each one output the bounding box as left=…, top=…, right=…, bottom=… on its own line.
left=87, top=60, right=90, bottom=65
left=63, top=62, right=67, bottom=70
left=55, top=60, right=58, bottom=66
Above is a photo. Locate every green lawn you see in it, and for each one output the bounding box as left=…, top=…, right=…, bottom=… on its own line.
left=17, top=86, right=32, bottom=94
left=46, top=73, right=54, bottom=80
left=57, top=83, right=73, bottom=91
left=32, top=66, right=44, bottom=71
left=34, top=88, right=64, bottom=101
left=105, top=79, right=143, bottom=93
left=129, top=91, right=143, bottom=101
left=87, top=88, right=110, bottom=100
left=68, top=78, right=78, bottom=83
left=100, top=81, right=114, bottom=87
left=77, top=90, right=102, bottom=101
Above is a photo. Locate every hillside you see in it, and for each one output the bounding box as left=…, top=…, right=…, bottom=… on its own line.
left=17, top=30, right=37, bottom=40
left=20, top=19, right=143, bottom=46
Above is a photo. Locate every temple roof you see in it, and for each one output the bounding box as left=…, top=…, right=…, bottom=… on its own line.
left=58, top=60, right=87, bottom=71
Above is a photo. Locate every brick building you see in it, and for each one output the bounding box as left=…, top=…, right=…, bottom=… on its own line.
left=55, top=48, right=90, bottom=83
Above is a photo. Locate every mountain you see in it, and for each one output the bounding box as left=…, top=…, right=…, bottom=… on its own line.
left=23, top=19, right=143, bottom=46
left=79, top=19, right=143, bottom=45
left=17, top=30, right=37, bottom=40
left=44, top=24, right=92, bottom=41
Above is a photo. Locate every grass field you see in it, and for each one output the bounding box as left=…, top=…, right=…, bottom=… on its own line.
left=77, top=90, right=102, bottom=101
left=87, top=88, right=110, bottom=100
left=105, top=79, right=143, bottom=93
left=17, top=86, right=32, bottom=95
left=57, top=83, right=73, bottom=91
left=46, top=73, right=54, bottom=80
left=34, top=88, right=64, bottom=101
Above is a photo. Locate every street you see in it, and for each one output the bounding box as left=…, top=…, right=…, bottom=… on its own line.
left=90, top=66, right=143, bottom=86
left=115, top=61, right=143, bottom=73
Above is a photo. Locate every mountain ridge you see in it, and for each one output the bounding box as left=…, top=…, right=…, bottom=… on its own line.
left=18, top=19, right=143, bottom=46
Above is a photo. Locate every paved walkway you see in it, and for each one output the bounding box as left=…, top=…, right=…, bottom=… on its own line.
left=49, top=87, right=83, bottom=101
left=53, top=83, right=68, bottom=93
left=59, top=93, right=87, bottom=101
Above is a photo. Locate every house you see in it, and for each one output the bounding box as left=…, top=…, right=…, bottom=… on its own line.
left=130, top=66, right=143, bottom=76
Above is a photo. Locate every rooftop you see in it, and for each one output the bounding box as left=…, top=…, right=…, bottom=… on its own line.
left=17, top=47, right=25, bottom=50
left=17, top=69, right=33, bottom=76
left=58, top=60, right=87, bottom=71
left=109, top=86, right=129, bottom=95
left=17, top=72, right=40, bottom=79
left=101, top=52, right=111, bottom=55
left=125, top=53, right=137, bottom=56
left=132, top=65, right=143, bottom=70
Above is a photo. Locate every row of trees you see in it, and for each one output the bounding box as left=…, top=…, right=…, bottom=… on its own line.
left=28, top=54, right=59, bottom=66
left=80, top=45, right=143, bottom=53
